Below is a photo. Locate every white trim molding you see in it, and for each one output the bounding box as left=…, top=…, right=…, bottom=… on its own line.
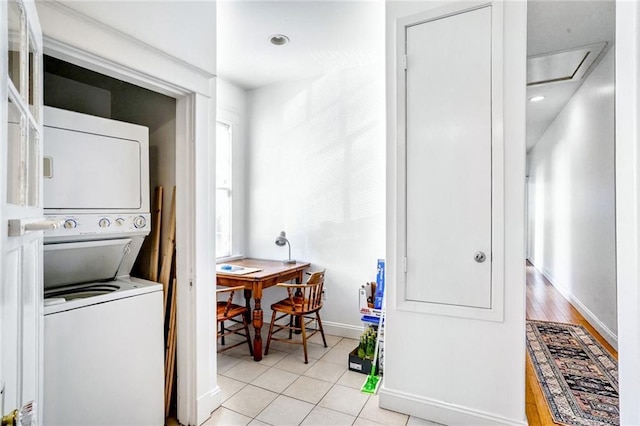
left=532, top=263, right=618, bottom=350
left=322, top=321, right=365, bottom=340
left=197, top=386, right=221, bottom=425
left=43, top=36, right=190, bottom=98
left=379, top=387, right=528, bottom=426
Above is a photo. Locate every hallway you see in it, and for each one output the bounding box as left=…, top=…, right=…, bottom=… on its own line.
left=525, top=262, right=618, bottom=425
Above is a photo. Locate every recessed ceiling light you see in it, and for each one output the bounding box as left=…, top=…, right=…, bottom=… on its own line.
left=269, top=34, right=289, bottom=46
left=529, top=96, right=545, bottom=102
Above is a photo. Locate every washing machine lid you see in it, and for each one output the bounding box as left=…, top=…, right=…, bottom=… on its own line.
left=44, top=238, right=132, bottom=290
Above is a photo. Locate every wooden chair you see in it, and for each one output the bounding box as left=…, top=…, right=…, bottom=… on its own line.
left=265, top=270, right=327, bottom=363
left=217, top=286, right=253, bottom=356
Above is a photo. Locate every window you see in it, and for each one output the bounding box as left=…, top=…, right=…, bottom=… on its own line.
left=216, top=121, right=232, bottom=258
left=6, top=0, right=41, bottom=208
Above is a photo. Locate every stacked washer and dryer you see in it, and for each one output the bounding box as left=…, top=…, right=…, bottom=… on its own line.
left=42, top=107, right=164, bottom=425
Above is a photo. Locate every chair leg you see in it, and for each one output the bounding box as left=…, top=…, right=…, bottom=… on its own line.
left=265, top=311, right=277, bottom=356
left=289, top=314, right=294, bottom=339
left=242, top=315, right=254, bottom=356
left=315, top=312, right=327, bottom=348
left=300, top=315, right=308, bottom=364
left=220, top=321, right=225, bottom=346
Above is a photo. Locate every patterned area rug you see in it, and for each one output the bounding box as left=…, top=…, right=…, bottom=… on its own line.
left=526, top=320, right=619, bottom=425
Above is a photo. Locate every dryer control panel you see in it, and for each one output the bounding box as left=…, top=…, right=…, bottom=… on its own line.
left=43, top=213, right=150, bottom=242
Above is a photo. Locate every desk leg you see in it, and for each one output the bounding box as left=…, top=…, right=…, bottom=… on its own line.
left=251, top=284, right=264, bottom=361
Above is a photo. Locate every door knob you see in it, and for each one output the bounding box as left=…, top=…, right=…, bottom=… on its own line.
left=474, top=251, right=486, bottom=263
left=2, top=401, right=35, bottom=426
left=1, top=410, right=17, bottom=426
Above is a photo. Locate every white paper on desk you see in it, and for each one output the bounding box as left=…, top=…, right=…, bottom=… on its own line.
left=216, top=265, right=262, bottom=275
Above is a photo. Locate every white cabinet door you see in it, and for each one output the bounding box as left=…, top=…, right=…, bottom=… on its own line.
left=1, top=0, right=43, bottom=423
left=405, top=6, right=493, bottom=309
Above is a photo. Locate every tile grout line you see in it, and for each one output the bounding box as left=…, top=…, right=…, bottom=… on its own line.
left=215, top=335, right=411, bottom=426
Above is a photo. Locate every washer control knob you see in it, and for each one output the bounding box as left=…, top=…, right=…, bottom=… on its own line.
left=98, top=218, right=111, bottom=228
left=115, top=218, right=125, bottom=226
left=133, top=216, right=147, bottom=229
left=63, top=219, right=77, bottom=229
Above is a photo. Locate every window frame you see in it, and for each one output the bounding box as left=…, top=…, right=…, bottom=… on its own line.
left=215, top=120, right=233, bottom=259
left=214, top=112, right=245, bottom=262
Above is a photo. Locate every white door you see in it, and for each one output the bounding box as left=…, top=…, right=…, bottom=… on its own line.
left=405, top=6, right=493, bottom=309
left=1, top=0, right=43, bottom=423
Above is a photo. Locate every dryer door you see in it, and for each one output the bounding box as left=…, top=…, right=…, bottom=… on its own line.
left=44, top=238, right=132, bottom=289
left=43, top=126, right=142, bottom=210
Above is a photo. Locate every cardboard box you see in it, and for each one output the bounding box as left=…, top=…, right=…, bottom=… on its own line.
left=359, top=287, right=383, bottom=317
left=348, top=347, right=374, bottom=375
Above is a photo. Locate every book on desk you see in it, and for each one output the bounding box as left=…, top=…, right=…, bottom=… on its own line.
left=216, top=264, right=262, bottom=275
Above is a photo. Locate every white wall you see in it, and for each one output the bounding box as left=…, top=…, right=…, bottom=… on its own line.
left=217, top=78, right=247, bottom=258
left=383, top=2, right=527, bottom=425
left=41, top=1, right=216, bottom=75
left=44, top=72, right=111, bottom=117
left=527, top=48, right=617, bottom=347
left=36, top=1, right=214, bottom=96
left=245, top=30, right=386, bottom=336
left=615, top=2, right=640, bottom=423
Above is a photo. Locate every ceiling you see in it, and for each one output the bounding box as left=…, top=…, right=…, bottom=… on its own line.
left=526, top=1, right=615, bottom=150
left=216, top=1, right=384, bottom=90
left=218, top=1, right=614, bottom=151
left=54, top=0, right=614, bottom=152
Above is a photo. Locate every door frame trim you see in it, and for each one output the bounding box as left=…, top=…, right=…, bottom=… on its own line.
left=42, top=38, right=216, bottom=425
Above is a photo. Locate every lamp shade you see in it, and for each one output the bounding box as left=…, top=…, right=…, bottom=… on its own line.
left=274, top=231, right=295, bottom=264
left=275, top=231, right=288, bottom=246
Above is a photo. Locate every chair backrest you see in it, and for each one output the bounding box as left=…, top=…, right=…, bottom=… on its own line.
left=306, top=270, right=325, bottom=309
left=216, top=285, right=245, bottom=317
left=285, top=270, right=325, bottom=313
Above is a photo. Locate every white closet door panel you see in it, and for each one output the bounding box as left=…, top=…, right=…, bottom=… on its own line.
left=405, top=6, right=492, bottom=308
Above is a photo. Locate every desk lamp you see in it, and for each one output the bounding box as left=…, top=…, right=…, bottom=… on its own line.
left=275, top=231, right=296, bottom=264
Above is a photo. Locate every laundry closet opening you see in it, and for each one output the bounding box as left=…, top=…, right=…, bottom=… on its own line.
left=42, top=55, right=179, bottom=416
left=43, top=55, right=177, bottom=282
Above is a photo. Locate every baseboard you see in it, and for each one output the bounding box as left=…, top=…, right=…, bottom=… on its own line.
left=530, top=262, right=618, bottom=351
left=379, top=386, right=527, bottom=426
left=322, top=321, right=364, bottom=339
left=196, top=386, right=221, bottom=426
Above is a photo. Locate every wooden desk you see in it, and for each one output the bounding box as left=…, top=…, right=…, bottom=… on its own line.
left=216, top=258, right=311, bottom=361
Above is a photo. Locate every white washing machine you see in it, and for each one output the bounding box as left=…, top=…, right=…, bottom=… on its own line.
left=42, top=217, right=164, bottom=426
left=44, top=278, right=163, bottom=426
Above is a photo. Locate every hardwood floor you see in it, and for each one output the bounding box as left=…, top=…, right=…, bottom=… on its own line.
left=525, top=261, right=618, bottom=426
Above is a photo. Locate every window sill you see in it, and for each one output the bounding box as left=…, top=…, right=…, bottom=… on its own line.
left=216, top=254, right=244, bottom=263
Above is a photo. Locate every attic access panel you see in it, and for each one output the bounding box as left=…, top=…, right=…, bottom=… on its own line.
left=527, top=42, right=606, bottom=86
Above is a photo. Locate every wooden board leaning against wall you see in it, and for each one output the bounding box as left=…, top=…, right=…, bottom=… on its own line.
left=143, top=186, right=178, bottom=417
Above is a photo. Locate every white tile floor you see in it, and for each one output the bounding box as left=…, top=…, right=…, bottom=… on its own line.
left=205, top=332, right=442, bottom=426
